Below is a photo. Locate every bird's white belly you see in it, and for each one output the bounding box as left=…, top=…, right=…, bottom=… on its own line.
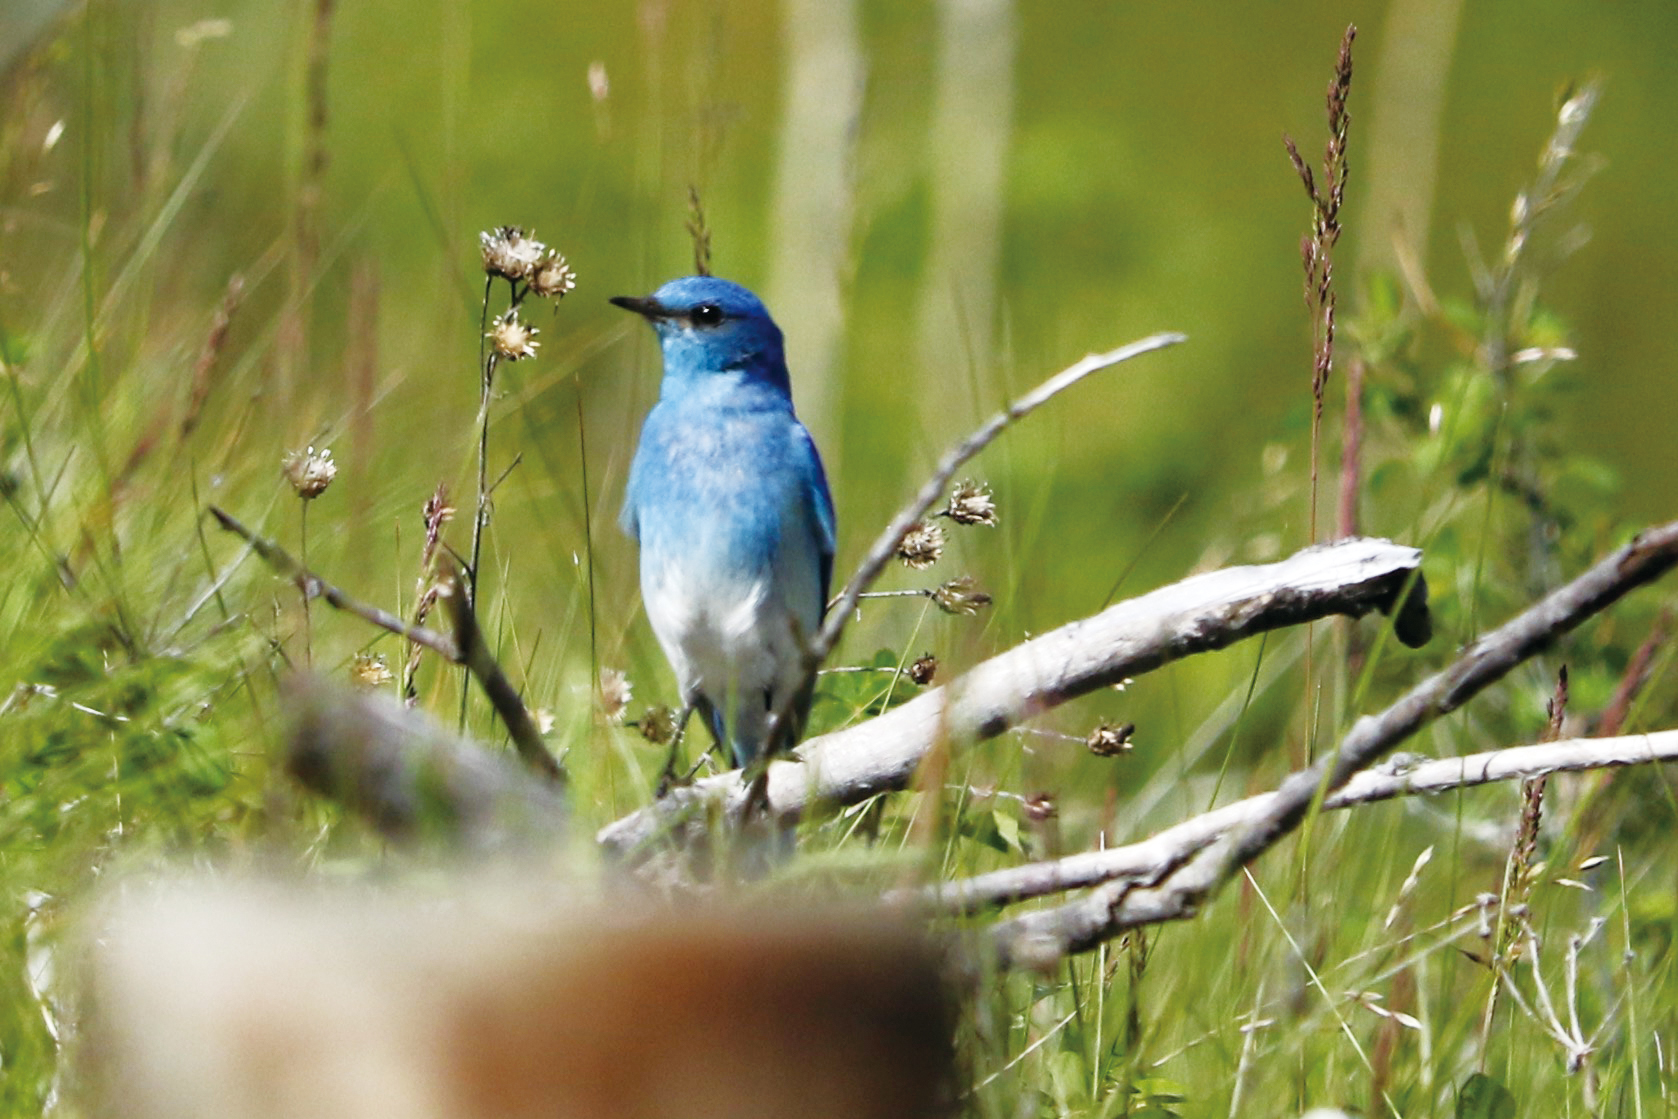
left=643, top=568, right=797, bottom=711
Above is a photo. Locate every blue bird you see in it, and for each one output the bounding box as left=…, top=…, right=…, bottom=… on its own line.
left=614, top=276, right=836, bottom=773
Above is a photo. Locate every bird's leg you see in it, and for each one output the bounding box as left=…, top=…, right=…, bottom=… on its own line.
left=654, top=702, right=695, bottom=799
left=656, top=699, right=728, bottom=797
left=740, top=757, right=773, bottom=821
left=739, top=695, right=795, bottom=819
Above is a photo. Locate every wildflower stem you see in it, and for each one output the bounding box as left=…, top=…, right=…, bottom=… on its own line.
left=463, top=277, right=496, bottom=730
left=300, top=498, right=312, bottom=665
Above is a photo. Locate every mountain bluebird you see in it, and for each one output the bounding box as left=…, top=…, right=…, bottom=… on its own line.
left=614, top=276, right=836, bottom=771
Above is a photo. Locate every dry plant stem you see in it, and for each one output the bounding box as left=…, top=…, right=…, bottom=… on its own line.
left=1337, top=355, right=1364, bottom=540
left=1596, top=608, right=1668, bottom=737
left=1480, top=664, right=1568, bottom=1058
left=1284, top=23, right=1355, bottom=545
left=985, top=519, right=1678, bottom=969
left=1482, top=84, right=1599, bottom=377
left=439, top=558, right=565, bottom=786
left=180, top=273, right=244, bottom=440
left=463, top=279, right=499, bottom=727
left=299, top=500, right=313, bottom=665
left=404, top=485, right=453, bottom=703
left=600, top=534, right=1423, bottom=854
left=208, top=506, right=564, bottom=785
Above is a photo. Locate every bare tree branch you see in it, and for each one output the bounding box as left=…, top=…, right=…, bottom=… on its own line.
left=918, top=729, right=1678, bottom=916
left=815, top=333, right=1187, bottom=665
left=209, top=505, right=566, bottom=785
left=600, top=535, right=1428, bottom=856
left=209, top=506, right=460, bottom=660
left=759, top=331, right=1188, bottom=757
left=986, top=520, right=1678, bottom=970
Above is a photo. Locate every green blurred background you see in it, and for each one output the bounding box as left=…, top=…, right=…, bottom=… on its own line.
left=2, top=0, right=1674, bottom=815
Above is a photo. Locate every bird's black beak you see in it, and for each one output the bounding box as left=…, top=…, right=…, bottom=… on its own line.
left=609, top=294, right=667, bottom=319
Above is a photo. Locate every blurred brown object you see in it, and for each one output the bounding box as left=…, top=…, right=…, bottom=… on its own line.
left=80, top=879, right=954, bottom=1119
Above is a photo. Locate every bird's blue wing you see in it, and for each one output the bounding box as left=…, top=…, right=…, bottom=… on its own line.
left=792, top=422, right=837, bottom=610
left=619, top=412, right=658, bottom=543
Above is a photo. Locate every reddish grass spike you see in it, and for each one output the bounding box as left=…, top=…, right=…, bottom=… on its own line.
left=1544, top=664, right=1570, bottom=742
left=1282, top=134, right=1317, bottom=201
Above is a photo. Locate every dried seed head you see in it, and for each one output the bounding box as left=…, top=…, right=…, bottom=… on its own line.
left=479, top=226, right=546, bottom=281
left=422, top=488, right=456, bottom=542
left=896, top=521, right=945, bottom=569
left=283, top=445, right=337, bottom=499
left=488, top=311, right=540, bottom=361
left=528, top=250, right=577, bottom=299
left=944, top=479, right=998, bottom=526
left=931, top=575, right=992, bottom=615
left=598, top=668, right=633, bottom=724
left=350, top=652, right=393, bottom=689
left=637, top=704, right=678, bottom=745
left=907, top=653, right=938, bottom=686
left=535, top=708, right=557, bottom=736
left=1022, top=792, right=1057, bottom=823
left=1086, top=721, right=1135, bottom=757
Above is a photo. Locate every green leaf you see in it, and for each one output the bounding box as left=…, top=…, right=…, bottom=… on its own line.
left=1456, top=1072, right=1516, bottom=1119
left=992, top=808, right=1022, bottom=853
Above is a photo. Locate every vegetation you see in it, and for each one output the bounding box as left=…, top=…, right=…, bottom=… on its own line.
left=1, top=4, right=1675, bottom=1116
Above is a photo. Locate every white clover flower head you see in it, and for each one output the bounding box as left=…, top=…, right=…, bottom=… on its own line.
left=931, top=575, right=992, bottom=616
left=479, top=226, right=546, bottom=281
left=283, top=445, right=337, bottom=499
left=945, top=479, right=998, bottom=526
left=896, top=521, right=945, bottom=570
left=528, top=251, right=577, bottom=299
left=488, top=311, right=540, bottom=360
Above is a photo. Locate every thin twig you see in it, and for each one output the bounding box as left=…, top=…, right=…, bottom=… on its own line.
left=208, top=505, right=564, bottom=785
left=209, top=506, right=459, bottom=660
left=816, top=333, right=1184, bottom=665
left=747, top=332, right=1185, bottom=768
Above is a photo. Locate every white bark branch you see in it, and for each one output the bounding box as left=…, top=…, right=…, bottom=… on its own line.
left=919, top=730, right=1678, bottom=916
left=599, top=535, right=1427, bottom=855
left=986, top=520, right=1678, bottom=970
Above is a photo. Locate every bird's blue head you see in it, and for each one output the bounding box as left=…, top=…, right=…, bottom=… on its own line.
left=611, top=276, right=790, bottom=396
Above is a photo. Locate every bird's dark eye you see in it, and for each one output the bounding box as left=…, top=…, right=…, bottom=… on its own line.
left=690, top=303, right=724, bottom=328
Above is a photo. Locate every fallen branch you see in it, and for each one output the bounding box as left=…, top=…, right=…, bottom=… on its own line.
left=600, top=535, right=1428, bottom=855
left=918, top=729, right=1678, bottom=916
left=986, top=520, right=1678, bottom=970
left=285, top=675, right=565, bottom=849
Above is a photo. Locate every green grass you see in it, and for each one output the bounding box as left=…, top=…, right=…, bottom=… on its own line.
left=0, top=4, right=1675, bottom=1116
